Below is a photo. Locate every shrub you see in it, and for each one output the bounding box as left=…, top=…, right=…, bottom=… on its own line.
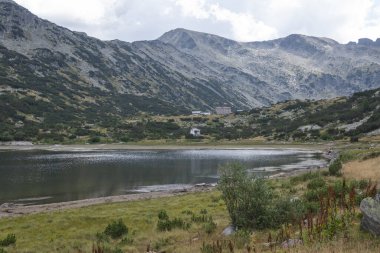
left=157, top=216, right=190, bottom=231
left=358, top=179, right=370, bottom=190
left=158, top=210, right=169, bottom=220
left=350, top=136, right=359, bottom=142
left=218, top=163, right=275, bottom=229
left=95, top=232, right=109, bottom=243
left=0, top=234, right=16, bottom=247
left=89, top=136, right=101, bottom=143
left=218, top=163, right=303, bottom=230
left=307, top=177, right=326, bottom=190
left=104, top=219, right=128, bottom=239
left=272, top=198, right=306, bottom=225
left=233, top=230, right=251, bottom=249
left=153, top=238, right=170, bottom=251
left=203, top=217, right=217, bottom=234
left=304, top=190, right=320, bottom=202
left=329, top=158, right=342, bottom=176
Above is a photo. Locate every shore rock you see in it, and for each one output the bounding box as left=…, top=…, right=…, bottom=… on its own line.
left=360, top=194, right=380, bottom=236
left=222, top=225, right=236, bottom=236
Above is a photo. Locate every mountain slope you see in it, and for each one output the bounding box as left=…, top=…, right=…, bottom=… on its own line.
left=1, top=0, right=380, bottom=127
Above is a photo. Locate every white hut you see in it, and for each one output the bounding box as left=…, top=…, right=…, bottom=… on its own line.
left=190, top=128, right=201, bottom=137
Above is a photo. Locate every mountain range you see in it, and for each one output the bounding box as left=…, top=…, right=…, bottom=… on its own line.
left=1, top=0, right=380, bottom=122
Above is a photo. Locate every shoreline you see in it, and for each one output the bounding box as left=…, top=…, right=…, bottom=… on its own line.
left=0, top=164, right=328, bottom=219
left=0, top=143, right=329, bottom=152
left=0, top=185, right=215, bottom=219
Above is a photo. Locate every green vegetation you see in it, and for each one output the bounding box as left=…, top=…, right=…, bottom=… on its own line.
left=1, top=77, right=378, bottom=144
left=0, top=234, right=16, bottom=247
left=249, top=88, right=380, bottom=142
left=329, top=157, right=343, bottom=176
left=103, top=219, right=128, bottom=239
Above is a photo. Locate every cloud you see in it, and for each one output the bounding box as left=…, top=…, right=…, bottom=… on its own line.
left=13, top=0, right=380, bottom=43
left=175, top=0, right=278, bottom=41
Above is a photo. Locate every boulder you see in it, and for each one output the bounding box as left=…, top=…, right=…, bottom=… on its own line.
left=281, top=239, right=303, bottom=248
left=360, top=194, right=380, bottom=236
left=222, top=225, right=236, bottom=236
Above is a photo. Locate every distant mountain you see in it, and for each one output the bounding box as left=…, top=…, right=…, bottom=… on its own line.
left=1, top=0, right=380, bottom=126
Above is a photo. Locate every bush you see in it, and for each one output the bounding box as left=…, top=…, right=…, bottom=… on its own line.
left=203, top=217, right=217, bottom=234
left=307, top=177, right=326, bottom=190
left=233, top=230, right=251, bottom=249
left=304, top=190, right=320, bottom=202
left=157, top=217, right=190, bottom=231
left=158, top=210, right=169, bottom=220
left=0, top=234, right=16, bottom=247
left=153, top=238, right=170, bottom=251
left=358, top=179, right=370, bottom=190
left=329, top=158, right=342, bottom=176
left=218, top=163, right=274, bottom=229
left=218, top=163, right=303, bottom=230
left=89, top=136, right=101, bottom=143
left=350, top=136, right=359, bottom=142
left=104, top=219, right=128, bottom=239
left=157, top=210, right=190, bottom=231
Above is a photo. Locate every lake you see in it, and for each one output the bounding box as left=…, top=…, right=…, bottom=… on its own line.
left=0, top=148, right=326, bottom=205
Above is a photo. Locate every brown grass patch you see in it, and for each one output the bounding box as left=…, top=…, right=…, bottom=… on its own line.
left=343, top=156, right=380, bottom=181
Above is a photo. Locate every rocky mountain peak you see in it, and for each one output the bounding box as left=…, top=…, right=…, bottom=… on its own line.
left=275, top=34, right=338, bottom=55
left=0, top=0, right=15, bottom=3
left=158, top=28, right=238, bottom=53
left=158, top=28, right=198, bottom=49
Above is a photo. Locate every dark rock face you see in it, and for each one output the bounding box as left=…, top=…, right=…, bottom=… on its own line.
left=360, top=194, right=380, bottom=236
left=358, top=38, right=374, bottom=46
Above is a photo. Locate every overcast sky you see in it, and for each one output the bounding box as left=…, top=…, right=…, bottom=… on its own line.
left=14, top=0, right=380, bottom=43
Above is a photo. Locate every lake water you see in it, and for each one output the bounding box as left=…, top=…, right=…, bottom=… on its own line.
left=0, top=149, right=326, bottom=205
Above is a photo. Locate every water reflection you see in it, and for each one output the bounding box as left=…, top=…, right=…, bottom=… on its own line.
left=0, top=149, right=325, bottom=204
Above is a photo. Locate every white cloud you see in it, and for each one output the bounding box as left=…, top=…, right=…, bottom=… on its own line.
left=175, top=0, right=278, bottom=41
left=12, top=0, right=380, bottom=43
left=15, top=0, right=116, bottom=24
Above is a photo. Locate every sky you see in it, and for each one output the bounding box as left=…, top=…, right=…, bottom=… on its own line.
left=14, top=0, right=380, bottom=43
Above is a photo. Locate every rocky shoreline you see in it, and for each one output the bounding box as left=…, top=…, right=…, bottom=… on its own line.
left=0, top=184, right=215, bottom=218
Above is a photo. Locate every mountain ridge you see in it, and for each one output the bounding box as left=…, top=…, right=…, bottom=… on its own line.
left=1, top=0, right=380, bottom=119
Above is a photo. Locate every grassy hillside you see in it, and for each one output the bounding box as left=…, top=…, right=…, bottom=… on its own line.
left=248, top=87, right=380, bottom=141
left=0, top=88, right=379, bottom=144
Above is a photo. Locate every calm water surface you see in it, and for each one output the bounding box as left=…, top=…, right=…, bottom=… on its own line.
left=0, top=149, right=325, bottom=205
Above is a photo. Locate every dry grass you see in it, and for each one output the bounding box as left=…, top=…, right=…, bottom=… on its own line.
left=343, top=156, right=380, bottom=181
left=287, top=238, right=380, bottom=253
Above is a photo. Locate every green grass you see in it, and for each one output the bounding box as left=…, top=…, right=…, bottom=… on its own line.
left=0, top=191, right=228, bottom=253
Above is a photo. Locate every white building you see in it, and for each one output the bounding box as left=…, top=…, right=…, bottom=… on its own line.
left=215, top=107, right=232, bottom=115
left=192, top=111, right=202, bottom=115
left=190, top=128, right=201, bottom=137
